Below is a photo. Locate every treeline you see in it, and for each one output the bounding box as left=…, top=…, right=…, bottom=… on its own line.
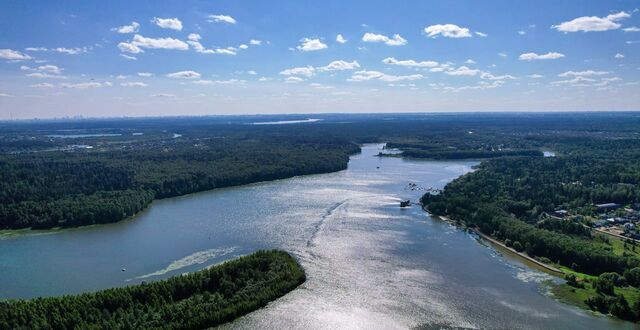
left=420, top=137, right=640, bottom=275
left=0, top=250, right=305, bottom=329
left=401, top=148, right=543, bottom=160
left=0, top=138, right=359, bottom=229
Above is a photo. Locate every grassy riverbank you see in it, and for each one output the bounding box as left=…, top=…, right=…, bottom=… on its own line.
left=0, top=250, right=305, bottom=329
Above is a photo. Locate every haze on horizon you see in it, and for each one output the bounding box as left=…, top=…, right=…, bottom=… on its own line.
left=1, top=0, right=639, bottom=119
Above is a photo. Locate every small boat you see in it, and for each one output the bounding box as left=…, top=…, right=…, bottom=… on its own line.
left=400, top=200, right=411, bottom=207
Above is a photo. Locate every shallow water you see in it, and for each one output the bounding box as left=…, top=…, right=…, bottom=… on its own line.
left=0, top=144, right=632, bottom=329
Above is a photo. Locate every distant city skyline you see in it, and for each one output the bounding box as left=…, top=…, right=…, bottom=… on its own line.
left=1, top=1, right=639, bottom=119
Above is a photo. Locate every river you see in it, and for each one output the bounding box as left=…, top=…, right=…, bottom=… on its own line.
left=0, top=144, right=632, bottom=329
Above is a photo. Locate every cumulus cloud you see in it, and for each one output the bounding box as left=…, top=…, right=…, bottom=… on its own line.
left=519, top=52, right=565, bottom=60
left=152, top=17, right=183, bottom=31
left=193, top=79, right=245, bottom=85
left=317, top=60, right=360, bottom=71
left=280, top=66, right=315, bottom=77
left=137, top=72, right=153, bottom=77
left=165, top=70, right=201, bottom=79
left=445, top=66, right=482, bottom=76
left=297, top=38, right=328, bottom=51
left=382, top=57, right=439, bottom=68
left=120, top=82, right=148, bottom=87
left=249, top=39, right=262, bottom=45
left=285, top=76, right=305, bottom=83
left=26, top=72, right=67, bottom=79
left=111, top=22, right=140, bottom=34
left=22, top=64, right=63, bottom=74
left=0, top=49, right=32, bottom=60
left=615, top=53, right=625, bottom=59
left=558, top=70, right=609, bottom=77
left=31, top=82, right=55, bottom=88
left=348, top=70, right=423, bottom=82
left=623, top=26, right=640, bottom=32
left=552, top=11, right=630, bottom=32
left=336, top=34, right=347, bottom=43
left=61, top=82, right=103, bottom=89
left=208, top=14, right=236, bottom=24
left=361, top=33, right=407, bottom=46
left=424, top=24, right=472, bottom=38
left=119, top=34, right=189, bottom=54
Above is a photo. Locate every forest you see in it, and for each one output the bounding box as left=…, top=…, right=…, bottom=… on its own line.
left=418, top=129, right=640, bottom=320
left=0, top=133, right=359, bottom=229
left=0, top=250, right=305, bottom=329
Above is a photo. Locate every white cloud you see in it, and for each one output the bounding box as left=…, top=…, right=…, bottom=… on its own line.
left=528, top=74, right=544, bottom=78
left=382, top=57, right=439, bottom=68
left=475, top=31, right=488, bottom=37
left=518, top=30, right=526, bottom=35
left=247, top=70, right=257, bottom=75
left=208, top=14, right=236, bottom=24
left=36, top=65, right=62, bottom=74
left=348, top=70, right=423, bottom=82
left=138, top=72, right=153, bottom=77
left=336, top=34, right=347, bottom=44
left=152, top=17, right=183, bottom=31
left=285, top=76, right=305, bottom=83
left=558, top=70, right=609, bottom=77
left=280, top=66, right=315, bottom=77
left=519, top=52, right=565, bottom=60
left=424, top=24, right=472, bottom=38
left=465, top=59, right=476, bottom=64
left=238, top=44, right=248, bottom=49
left=26, top=72, right=66, bottom=79
left=120, top=54, right=137, bottom=60
left=623, top=26, right=640, bottom=32
left=61, top=82, right=102, bottom=89
left=550, top=76, right=597, bottom=85
left=552, top=11, right=630, bottom=32
left=151, top=93, right=175, bottom=98
left=361, top=33, right=407, bottom=46
left=249, top=39, right=262, bottom=45
left=317, top=60, right=360, bottom=71
left=480, top=72, right=516, bottom=80
left=120, top=82, right=148, bottom=87
left=0, top=49, right=32, bottom=60
left=111, top=22, right=140, bottom=34
left=615, top=53, right=625, bottom=59
left=31, top=82, right=54, bottom=88
left=296, top=38, right=327, bottom=51
left=120, top=34, right=189, bottom=53
left=193, top=79, right=245, bottom=85
left=445, top=66, right=482, bottom=76
left=118, top=42, right=143, bottom=54
left=53, top=47, right=88, bottom=55
left=166, top=70, right=201, bottom=79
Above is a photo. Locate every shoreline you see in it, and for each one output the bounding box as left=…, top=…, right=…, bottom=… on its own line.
left=422, top=205, right=564, bottom=275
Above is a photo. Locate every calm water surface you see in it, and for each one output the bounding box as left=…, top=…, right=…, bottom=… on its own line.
left=0, top=144, right=632, bottom=329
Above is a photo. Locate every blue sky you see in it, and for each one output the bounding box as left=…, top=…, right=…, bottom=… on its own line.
left=0, top=0, right=639, bottom=119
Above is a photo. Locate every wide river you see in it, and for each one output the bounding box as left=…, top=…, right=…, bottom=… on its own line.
left=0, top=144, right=632, bottom=329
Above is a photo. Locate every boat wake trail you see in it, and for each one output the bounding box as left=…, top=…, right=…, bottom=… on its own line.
left=306, top=199, right=349, bottom=249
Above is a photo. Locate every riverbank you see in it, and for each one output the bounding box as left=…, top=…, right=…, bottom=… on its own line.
left=422, top=205, right=564, bottom=275
left=0, top=250, right=305, bottom=329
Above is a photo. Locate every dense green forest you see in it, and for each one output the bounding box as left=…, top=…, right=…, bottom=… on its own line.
left=0, top=250, right=305, bottom=329
left=418, top=133, right=640, bottom=320
left=0, top=136, right=359, bottom=229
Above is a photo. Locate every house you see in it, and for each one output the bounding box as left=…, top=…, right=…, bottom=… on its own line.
left=552, top=210, right=569, bottom=218
left=596, top=203, right=621, bottom=212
